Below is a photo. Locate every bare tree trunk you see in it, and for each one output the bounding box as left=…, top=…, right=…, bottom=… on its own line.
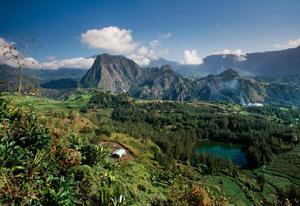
left=18, top=66, right=24, bottom=93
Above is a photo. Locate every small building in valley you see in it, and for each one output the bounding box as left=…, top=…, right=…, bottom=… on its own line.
left=112, top=148, right=126, bottom=158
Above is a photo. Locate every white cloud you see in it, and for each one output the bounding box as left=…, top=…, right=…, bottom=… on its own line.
left=181, top=49, right=203, bottom=65
left=0, top=38, right=7, bottom=63
left=0, top=37, right=10, bottom=58
left=1, top=37, right=95, bottom=70
left=0, top=37, right=20, bottom=66
left=129, top=46, right=158, bottom=66
left=46, top=56, right=56, bottom=61
left=23, top=57, right=41, bottom=69
left=212, top=48, right=247, bottom=61
left=129, top=44, right=170, bottom=66
left=80, top=27, right=171, bottom=66
left=274, top=38, right=300, bottom=49
left=129, top=34, right=171, bottom=66
left=5, top=56, right=95, bottom=70
left=81, top=26, right=136, bottom=54
left=160, top=32, right=172, bottom=38
left=149, top=39, right=159, bottom=48
left=38, top=57, right=95, bottom=70
left=2, top=26, right=172, bottom=69
left=287, top=38, right=300, bottom=48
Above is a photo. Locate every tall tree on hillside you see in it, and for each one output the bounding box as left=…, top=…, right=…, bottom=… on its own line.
left=1, top=37, right=36, bottom=93
left=0, top=80, right=4, bottom=95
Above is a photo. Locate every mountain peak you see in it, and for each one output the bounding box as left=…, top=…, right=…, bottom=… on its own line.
left=148, top=58, right=178, bottom=68
left=95, top=53, right=128, bottom=62
left=160, top=64, right=173, bottom=72
left=218, top=69, right=240, bottom=79
left=81, top=54, right=142, bottom=92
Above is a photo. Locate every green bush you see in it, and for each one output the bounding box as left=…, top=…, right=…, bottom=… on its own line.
left=0, top=99, right=122, bottom=205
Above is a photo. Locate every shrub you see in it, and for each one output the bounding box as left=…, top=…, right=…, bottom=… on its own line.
left=80, top=105, right=88, bottom=113
left=194, top=153, right=236, bottom=175
left=95, top=127, right=112, bottom=137
left=80, top=144, right=107, bottom=166
left=0, top=99, right=125, bottom=205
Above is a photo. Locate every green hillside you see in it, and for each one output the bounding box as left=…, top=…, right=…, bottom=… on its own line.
left=0, top=91, right=299, bottom=205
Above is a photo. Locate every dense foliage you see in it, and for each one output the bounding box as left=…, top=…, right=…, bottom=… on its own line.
left=0, top=99, right=128, bottom=205
left=90, top=92, right=300, bottom=168
left=1, top=97, right=223, bottom=206
left=89, top=91, right=134, bottom=108
left=1, top=92, right=300, bottom=205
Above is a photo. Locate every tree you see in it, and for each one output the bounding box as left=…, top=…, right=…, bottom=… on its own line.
left=0, top=80, right=4, bottom=95
left=1, top=37, right=36, bottom=93
left=256, top=174, right=265, bottom=192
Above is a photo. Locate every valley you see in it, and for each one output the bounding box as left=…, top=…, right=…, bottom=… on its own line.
left=1, top=91, right=299, bottom=205
left=1, top=50, right=300, bottom=205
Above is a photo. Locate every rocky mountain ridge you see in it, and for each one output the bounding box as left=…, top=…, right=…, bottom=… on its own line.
left=81, top=54, right=300, bottom=106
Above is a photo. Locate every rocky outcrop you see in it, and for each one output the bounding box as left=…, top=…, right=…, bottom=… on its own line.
left=80, top=54, right=300, bottom=106
left=81, top=54, right=143, bottom=93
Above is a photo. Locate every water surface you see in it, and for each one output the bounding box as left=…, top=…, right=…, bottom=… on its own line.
left=196, top=140, right=247, bottom=166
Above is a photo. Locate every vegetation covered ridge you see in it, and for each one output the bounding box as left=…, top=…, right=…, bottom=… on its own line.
left=0, top=91, right=300, bottom=205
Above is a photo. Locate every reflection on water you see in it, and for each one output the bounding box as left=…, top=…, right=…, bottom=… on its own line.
left=196, top=140, right=247, bottom=166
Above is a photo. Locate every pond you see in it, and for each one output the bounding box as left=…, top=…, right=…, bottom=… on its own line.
left=196, top=140, right=247, bottom=166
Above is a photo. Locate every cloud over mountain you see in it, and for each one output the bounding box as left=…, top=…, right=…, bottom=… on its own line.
left=129, top=46, right=158, bottom=66
left=274, top=38, right=300, bottom=49
left=80, top=26, right=171, bottom=66
left=181, top=49, right=203, bottom=65
left=38, top=57, right=95, bottom=69
left=81, top=26, right=136, bottom=54
left=0, top=37, right=94, bottom=69
left=212, top=49, right=247, bottom=61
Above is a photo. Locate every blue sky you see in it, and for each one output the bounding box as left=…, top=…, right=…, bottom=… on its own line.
left=0, top=0, right=300, bottom=67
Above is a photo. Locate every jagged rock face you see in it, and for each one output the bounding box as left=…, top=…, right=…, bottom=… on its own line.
left=81, top=54, right=143, bottom=93
left=196, top=69, right=268, bottom=104
left=129, top=65, right=197, bottom=101
left=80, top=54, right=300, bottom=106
left=130, top=66, right=269, bottom=104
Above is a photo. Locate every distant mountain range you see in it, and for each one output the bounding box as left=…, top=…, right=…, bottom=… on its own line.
left=0, top=64, right=82, bottom=93
left=150, top=46, right=300, bottom=77
left=80, top=54, right=300, bottom=106
left=25, top=68, right=86, bottom=80
left=1, top=46, right=300, bottom=106
left=0, top=64, right=20, bottom=91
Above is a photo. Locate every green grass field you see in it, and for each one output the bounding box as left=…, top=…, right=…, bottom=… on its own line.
left=2, top=93, right=90, bottom=112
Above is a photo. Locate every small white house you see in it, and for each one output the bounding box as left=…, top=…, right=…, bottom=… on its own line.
left=246, top=103, right=264, bottom=107
left=112, top=149, right=126, bottom=158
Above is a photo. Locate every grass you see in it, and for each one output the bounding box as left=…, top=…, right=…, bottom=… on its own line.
left=2, top=93, right=89, bottom=113
left=103, top=133, right=160, bottom=160
left=205, top=175, right=252, bottom=206
left=257, top=144, right=300, bottom=187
